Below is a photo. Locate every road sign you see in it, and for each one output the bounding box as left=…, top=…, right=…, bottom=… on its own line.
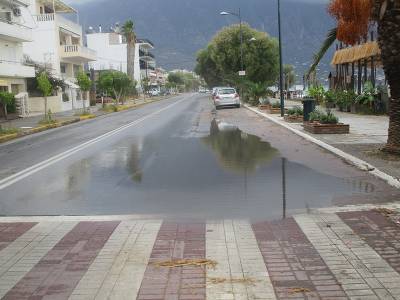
left=238, top=70, right=246, bottom=76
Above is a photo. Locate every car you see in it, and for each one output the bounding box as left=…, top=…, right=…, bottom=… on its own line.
left=211, top=87, right=224, bottom=100
left=213, top=87, right=241, bottom=109
left=149, top=89, right=160, bottom=97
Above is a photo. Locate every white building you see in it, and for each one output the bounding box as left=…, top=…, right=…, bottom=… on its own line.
left=21, top=0, right=96, bottom=114
left=86, top=29, right=156, bottom=89
left=0, top=0, right=35, bottom=116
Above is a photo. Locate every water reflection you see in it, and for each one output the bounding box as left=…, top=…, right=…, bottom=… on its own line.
left=202, top=119, right=279, bottom=173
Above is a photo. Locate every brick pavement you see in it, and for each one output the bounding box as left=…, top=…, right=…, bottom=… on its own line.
left=0, top=205, right=399, bottom=299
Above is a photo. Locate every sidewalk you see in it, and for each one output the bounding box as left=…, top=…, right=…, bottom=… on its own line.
left=0, top=204, right=400, bottom=299
left=0, top=98, right=150, bottom=130
left=258, top=100, right=400, bottom=181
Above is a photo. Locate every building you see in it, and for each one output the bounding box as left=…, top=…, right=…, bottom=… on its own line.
left=86, top=28, right=157, bottom=90
left=0, top=0, right=35, bottom=116
left=21, top=0, right=96, bottom=114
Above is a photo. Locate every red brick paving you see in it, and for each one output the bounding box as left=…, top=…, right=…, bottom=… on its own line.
left=253, top=218, right=347, bottom=299
left=0, top=222, right=37, bottom=251
left=339, top=210, right=400, bottom=274
left=137, top=222, right=206, bottom=300
left=3, top=221, right=119, bottom=300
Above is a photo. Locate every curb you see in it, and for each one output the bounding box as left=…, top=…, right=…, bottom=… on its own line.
left=0, top=97, right=171, bottom=145
left=244, top=104, right=400, bottom=189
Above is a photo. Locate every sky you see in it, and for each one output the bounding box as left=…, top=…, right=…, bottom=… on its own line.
left=65, top=0, right=329, bottom=3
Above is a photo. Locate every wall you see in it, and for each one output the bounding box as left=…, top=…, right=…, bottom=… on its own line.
left=29, top=95, right=62, bottom=113
left=87, top=33, right=127, bottom=73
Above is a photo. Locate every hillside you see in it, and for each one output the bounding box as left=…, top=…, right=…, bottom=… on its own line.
left=75, top=0, right=334, bottom=80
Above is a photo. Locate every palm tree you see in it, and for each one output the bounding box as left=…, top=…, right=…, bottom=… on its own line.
left=309, top=0, right=400, bottom=155
left=306, top=28, right=337, bottom=78
left=283, top=64, right=296, bottom=92
left=122, top=20, right=136, bottom=82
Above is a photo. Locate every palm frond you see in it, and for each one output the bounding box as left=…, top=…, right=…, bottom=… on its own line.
left=306, top=28, right=337, bottom=78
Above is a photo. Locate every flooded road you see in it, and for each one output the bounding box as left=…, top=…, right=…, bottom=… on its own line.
left=0, top=94, right=398, bottom=220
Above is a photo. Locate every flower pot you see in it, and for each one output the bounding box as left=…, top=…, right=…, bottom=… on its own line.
left=284, top=115, right=303, bottom=123
left=303, top=122, right=350, bottom=134
left=259, top=104, right=271, bottom=110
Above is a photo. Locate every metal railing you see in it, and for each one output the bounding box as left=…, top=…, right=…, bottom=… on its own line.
left=60, top=45, right=97, bottom=57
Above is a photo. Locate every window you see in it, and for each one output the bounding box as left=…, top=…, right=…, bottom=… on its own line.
left=60, top=64, right=67, bottom=74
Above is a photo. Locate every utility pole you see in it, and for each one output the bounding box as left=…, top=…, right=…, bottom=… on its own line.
left=277, top=0, right=285, bottom=117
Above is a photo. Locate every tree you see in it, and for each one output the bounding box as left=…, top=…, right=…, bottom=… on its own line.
left=195, top=47, right=223, bottom=88
left=247, top=82, right=271, bottom=106
left=0, top=91, right=15, bottom=120
left=283, top=64, right=296, bottom=93
left=37, top=72, right=52, bottom=121
left=309, top=0, right=400, bottom=154
left=195, top=24, right=279, bottom=89
left=97, top=70, right=133, bottom=104
left=122, top=20, right=136, bottom=82
left=167, top=72, right=184, bottom=92
left=76, top=72, right=91, bottom=113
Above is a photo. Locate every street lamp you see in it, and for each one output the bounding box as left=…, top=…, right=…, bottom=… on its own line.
left=277, top=0, right=285, bottom=117
left=220, top=9, right=244, bottom=74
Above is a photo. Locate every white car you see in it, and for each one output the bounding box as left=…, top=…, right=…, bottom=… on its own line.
left=214, top=87, right=241, bottom=109
left=149, top=89, right=160, bottom=96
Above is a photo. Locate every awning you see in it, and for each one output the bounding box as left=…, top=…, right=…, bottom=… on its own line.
left=64, top=80, right=79, bottom=89
left=331, top=41, right=381, bottom=65
left=39, top=0, right=76, bottom=13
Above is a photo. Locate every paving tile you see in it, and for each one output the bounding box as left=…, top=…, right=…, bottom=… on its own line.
left=3, top=221, right=119, bottom=300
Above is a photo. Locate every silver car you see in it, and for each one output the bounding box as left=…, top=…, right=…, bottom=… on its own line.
left=214, top=87, right=241, bottom=109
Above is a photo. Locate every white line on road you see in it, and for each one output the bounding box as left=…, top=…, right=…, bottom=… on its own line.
left=0, top=97, right=186, bottom=191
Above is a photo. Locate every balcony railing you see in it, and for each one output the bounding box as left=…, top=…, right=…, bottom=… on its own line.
left=0, top=17, right=32, bottom=42
left=139, top=50, right=155, bottom=59
left=35, top=13, right=82, bottom=35
left=60, top=45, right=97, bottom=61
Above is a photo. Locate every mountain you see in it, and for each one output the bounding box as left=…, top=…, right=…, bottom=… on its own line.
left=74, top=0, right=335, bottom=81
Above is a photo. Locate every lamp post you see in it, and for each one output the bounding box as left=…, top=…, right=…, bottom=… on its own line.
left=220, top=9, right=244, bottom=74
left=277, top=0, right=285, bottom=117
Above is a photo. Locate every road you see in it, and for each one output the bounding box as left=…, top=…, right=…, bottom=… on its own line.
left=2, top=93, right=400, bottom=300
left=0, top=93, right=398, bottom=219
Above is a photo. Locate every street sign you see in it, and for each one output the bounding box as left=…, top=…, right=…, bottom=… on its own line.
left=238, top=70, right=246, bottom=76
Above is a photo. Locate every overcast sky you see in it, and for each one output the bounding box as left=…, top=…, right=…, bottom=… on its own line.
left=65, top=0, right=329, bottom=4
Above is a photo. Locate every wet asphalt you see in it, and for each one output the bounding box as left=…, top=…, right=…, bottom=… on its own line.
left=0, top=93, right=399, bottom=220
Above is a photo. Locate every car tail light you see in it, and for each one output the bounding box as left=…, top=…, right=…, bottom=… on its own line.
left=215, top=96, right=221, bottom=100
left=235, top=93, right=239, bottom=98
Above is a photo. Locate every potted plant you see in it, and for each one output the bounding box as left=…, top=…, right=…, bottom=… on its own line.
left=304, top=109, right=350, bottom=134
left=259, top=98, right=271, bottom=110
left=354, top=81, right=377, bottom=114
left=324, top=90, right=337, bottom=109
left=335, top=90, right=356, bottom=112
left=284, top=106, right=304, bottom=123
left=267, top=101, right=283, bottom=114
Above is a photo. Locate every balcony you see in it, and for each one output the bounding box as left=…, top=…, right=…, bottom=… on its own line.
left=59, top=45, right=97, bottom=62
left=35, top=13, right=82, bottom=36
left=0, top=60, right=35, bottom=78
left=137, top=38, right=154, bottom=49
left=139, top=50, right=155, bottom=62
left=0, top=19, right=32, bottom=42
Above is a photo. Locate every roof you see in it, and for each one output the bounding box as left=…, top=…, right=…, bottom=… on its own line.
left=331, top=41, right=381, bottom=65
left=39, top=0, right=76, bottom=13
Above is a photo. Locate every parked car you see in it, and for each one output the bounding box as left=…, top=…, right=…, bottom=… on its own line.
left=211, top=87, right=224, bottom=100
left=213, top=87, right=240, bottom=109
left=149, top=89, right=160, bottom=97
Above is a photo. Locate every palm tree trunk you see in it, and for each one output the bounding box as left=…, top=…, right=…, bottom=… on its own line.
left=44, top=97, right=48, bottom=121
left=127, top=40, right=135, bottom=81
left=379, top=1, right=400, bottom=154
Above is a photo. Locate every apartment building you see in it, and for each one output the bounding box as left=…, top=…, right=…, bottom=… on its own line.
left=0, top=0, right=35, bottom=116
left=87, top=28, right=156, bottom=89
left=22, top=0, right=96, bottom=113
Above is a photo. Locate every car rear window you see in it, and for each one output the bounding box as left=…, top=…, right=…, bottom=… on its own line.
left=219, top=89, right=236, bottom=95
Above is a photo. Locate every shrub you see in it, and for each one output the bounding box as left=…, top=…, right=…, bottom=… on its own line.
left=308, top=85, right=325, bottom=104
left=271, top=102, right=281, bottom=108
left=0, top=126, right=20, bottom=135
left=259, top=98, right=270, bottom=105
left=287, top=106, right=303, bottom=116
left=355, top=81, right=377, bottom=105
left=319, top=111, right=339, bottom=124
left=335, top=90, right=356, bottom=110
left=309, top=110, right=339, bottom=124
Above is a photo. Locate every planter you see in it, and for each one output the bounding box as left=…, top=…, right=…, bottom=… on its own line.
left=284, top=115, right=303, bottom=123
left=258, top=104, right=271, bottom=110
left=267, top=108, right=283, bottom=114
left=303, top=122, right=350, bottom=134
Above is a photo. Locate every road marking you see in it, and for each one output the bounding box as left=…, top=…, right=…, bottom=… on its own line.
left=0, top=97, right=186, bottom=191
left=206, top=220, right=277, bottom=300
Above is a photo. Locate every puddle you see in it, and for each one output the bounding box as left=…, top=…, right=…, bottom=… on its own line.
left=0, top=118, right=381, bottom=220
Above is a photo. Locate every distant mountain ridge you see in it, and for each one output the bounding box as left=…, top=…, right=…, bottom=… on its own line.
left=75, top=0, right=334, bottom=80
